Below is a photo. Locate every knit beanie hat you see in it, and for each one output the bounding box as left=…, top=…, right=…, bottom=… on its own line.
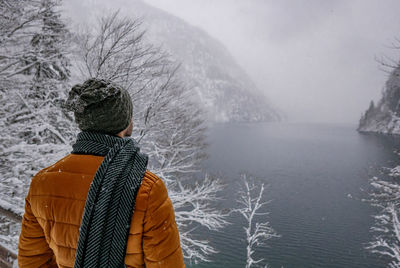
left=65, top=78, right=133, bottom=135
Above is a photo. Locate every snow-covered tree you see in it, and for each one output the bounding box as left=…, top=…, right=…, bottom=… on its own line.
left=0, top=0, right=74, bottom=205
left=72, top=11, right=227, bottom=263
left=72, top=11, right=207, bottom=177
left=365, top=168, right=400, bottom=267
left=235, top=173, right=280, bottom=268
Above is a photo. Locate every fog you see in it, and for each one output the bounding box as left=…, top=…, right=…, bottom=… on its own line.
left=64, top=0, right=400, bottom=123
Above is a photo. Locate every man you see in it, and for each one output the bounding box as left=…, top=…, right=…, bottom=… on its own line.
left=18, top=78, right=185, bottom=267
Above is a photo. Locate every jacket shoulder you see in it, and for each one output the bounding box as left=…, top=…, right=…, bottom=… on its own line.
left=33, top=154, right=70, bottom=177
left=28, top=154, right=71, bottom=193
left=135, top=170, right=167, bottom=212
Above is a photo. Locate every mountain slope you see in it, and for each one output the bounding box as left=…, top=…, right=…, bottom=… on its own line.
left=358, top=65, right=400, bottom=135
left=118, top=0, right=281, bottom=122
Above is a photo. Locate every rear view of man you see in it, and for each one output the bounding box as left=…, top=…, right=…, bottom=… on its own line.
left=18, top=78, right=185, bottom=267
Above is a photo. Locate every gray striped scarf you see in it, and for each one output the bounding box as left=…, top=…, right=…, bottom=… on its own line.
left=71, top=131, right=148, bottom=268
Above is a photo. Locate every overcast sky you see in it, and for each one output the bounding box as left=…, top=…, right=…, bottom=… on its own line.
left=64, top=0, right=400, bottom=123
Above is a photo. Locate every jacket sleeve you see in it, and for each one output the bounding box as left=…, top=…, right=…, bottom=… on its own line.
left=18, top=189, right=57, bottom=268
left=142, top=178, right=185, bottom=267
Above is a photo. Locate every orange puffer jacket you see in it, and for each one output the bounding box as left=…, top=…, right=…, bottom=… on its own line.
left=18, top=153, right=185, bottom=268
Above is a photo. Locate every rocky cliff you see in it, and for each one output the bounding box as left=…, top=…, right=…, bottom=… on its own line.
left=358, top=65, right=400, bottom=135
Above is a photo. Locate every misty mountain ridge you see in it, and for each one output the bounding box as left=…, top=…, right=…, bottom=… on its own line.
left=112, top=0, right=281, bottom=123
left=358, top=65, right=400, bottom=135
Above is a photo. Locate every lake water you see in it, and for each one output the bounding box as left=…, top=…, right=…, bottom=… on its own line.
left=190, top=122, right=400, bottom=268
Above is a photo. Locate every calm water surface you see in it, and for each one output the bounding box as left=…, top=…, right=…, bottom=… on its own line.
left=189, top=122, right=400, bottom=268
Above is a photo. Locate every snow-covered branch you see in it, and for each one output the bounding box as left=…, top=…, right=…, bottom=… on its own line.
left=170, top=174, right=229, bottom=262
left=366, top=165, right=400, bottom=267
left=234, top=174, right=280, bottom=268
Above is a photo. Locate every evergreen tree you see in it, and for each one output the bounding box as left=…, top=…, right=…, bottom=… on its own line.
left=28, top=0, right=70, bottom=80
